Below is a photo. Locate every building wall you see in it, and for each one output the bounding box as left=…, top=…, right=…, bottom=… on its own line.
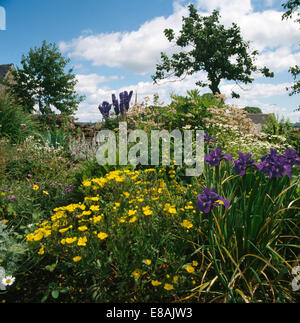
left=0, top=65, right=15, bottom=96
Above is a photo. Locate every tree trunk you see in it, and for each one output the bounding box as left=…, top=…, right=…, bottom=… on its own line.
left=209, top=78, right=221, bottom=95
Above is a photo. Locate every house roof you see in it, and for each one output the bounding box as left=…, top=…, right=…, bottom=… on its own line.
left=0, top=64, right=13, bottom=83
left=246, top=113, right=273, bottom=125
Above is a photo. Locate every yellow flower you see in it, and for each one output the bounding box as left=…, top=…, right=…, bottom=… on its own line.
left=123, top=192, right=130, bottom=198
left=185, top=265, right=195, bottom=273
left=82, top=180, right=91, bottom=187
left=168, top=207, right=177, bottom=214
left=33, top=185, right=39, bottom=191
left=97, top=232, right=108, bottom=240
left=144, top=168, right=156, bottom=173
left=181, top=220, right=193, bottom=229
left=33, top=232, right=43, bottom=241
left=78, top=225, right=88, bottom=232
left=128, top=209, right=137, bottom=216
left=143, top=259, right=151, bottom=266
left=92, top=215, right=102, bottom=224
left=38, top=245, right=45, bottom=255
left=1, top=192, right=5, bottom=196
left=151, top=280, right=162, bottom=286
left=73, top=256, right=82, bottom=262
left=43, top=190, right=49, bottom=195
left=163, top=203, right=171, bottom=211
left=192, top=261, right=198, bottom=267
left=142, top=206, right=153, bottom=216
left=84, top=196, right=99, bottom=201
left=82, top=210, right=92, bottom=216
left=59, top=225, right=72, bottom=233
left=114, top=202, right=120, bottom=207
left=173, top=276, right=179, bottom=284
left=90, top=205, right=100, bottom=211
left=132, top=269, right=142, bottom=279
left=164, top=283, right=174, bottom=291
left=115, top=176, right=125, bottom=182
left=119, top=216, right=127, bottom=223
left=65, top=237, right=77, bottom=244
left=77, top=236, right=87, bottom=246
left=129, top=216, right=137, bottom=223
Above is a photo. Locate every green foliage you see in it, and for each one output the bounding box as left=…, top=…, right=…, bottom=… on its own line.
left=262, top=113, right=293, bottom=137
left=152, top=4, right=274, bottom=98
left=242, top=106, right=262, bottom=114
left=0, top=95, right=40, bottom=144
left=282, top=0, right=300, bottom=22
left=5, top=40, right=85, bottom=115
left=282, top=1, right=300, bottom=110
left=40, top=128, right=71, bottom=152
left=202, top=158, right=299, bottom=302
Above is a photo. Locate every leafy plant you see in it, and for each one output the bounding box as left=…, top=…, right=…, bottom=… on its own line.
left=0, top=94, right=40, bottom=144
left=152, top=4, right=274, bottom=98
left=4, top=40, right=85, bottom=115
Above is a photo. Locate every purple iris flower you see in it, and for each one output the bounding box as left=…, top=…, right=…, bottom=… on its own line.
left=98, top=101, right=112, bottom=118
left=112, top=94, right=120, bottom=115
left=204, top=148, right=232, bottom=167
left=197, top=187, right=230, bottom=213
left=120, top=90, right=133, bottom=114
left=233, top=152, right=259, bottom=176
left=204, top=133, right=217, bottom=144
left=258, top=149, right=292, bottom=179
left=283, top=150, right=300, bottom=167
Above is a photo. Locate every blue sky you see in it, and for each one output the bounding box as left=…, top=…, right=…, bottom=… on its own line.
left=0, top=0, right=299, bottom=122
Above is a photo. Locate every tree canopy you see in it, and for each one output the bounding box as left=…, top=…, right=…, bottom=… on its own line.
left=6, top=40, right=84, bottom=115
left=152, top=4, right=274, bottom=98
left=242, top=106, right=262, bottom=114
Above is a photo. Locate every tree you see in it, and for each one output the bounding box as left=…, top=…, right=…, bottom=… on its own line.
left=242, top=106, right=262, bottom=114
left=6, top=40, right=84, bottom=115
left=282, top=0, right=300, bottom=110
left=152, top=4, right=274, bottom=98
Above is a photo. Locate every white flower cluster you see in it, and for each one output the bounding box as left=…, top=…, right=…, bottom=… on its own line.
left=208, top=122, right=293, bottom=159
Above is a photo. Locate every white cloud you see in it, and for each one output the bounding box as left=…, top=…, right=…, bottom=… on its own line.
left=220, top=82, right=292, bottom=100
left=59, top=5, right=188, bottom=74
left=195, top=0, right=253, bottom=16
left=257, top=47, right=300, bottom=73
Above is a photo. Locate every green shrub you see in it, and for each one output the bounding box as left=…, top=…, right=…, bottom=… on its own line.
left=0, top=95, right=40, bottom=144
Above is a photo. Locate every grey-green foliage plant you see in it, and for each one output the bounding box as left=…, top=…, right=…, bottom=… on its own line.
left=0, top=222, right=27, bottom=277
left=5, top=40, right=85, bottom=115
left=152, top=4, right=274, bottom=98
